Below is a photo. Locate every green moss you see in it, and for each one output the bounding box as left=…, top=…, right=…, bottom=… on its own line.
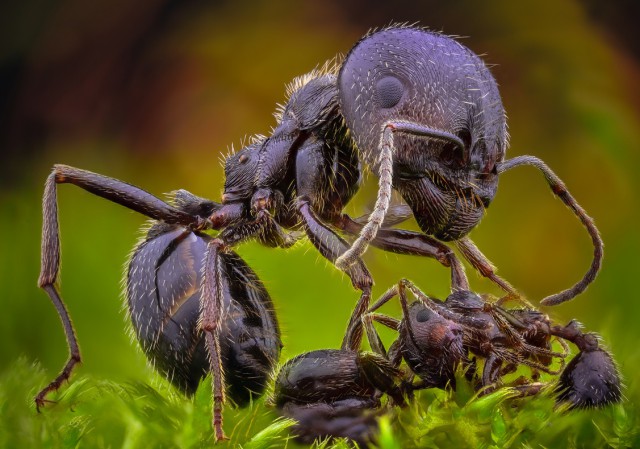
left=2, top=357, right=637, bottom=449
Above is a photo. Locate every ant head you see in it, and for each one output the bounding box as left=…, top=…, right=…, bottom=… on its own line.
left=400, top=301, right=465, bottom=388
left=339, top=26, right=507, bottom=241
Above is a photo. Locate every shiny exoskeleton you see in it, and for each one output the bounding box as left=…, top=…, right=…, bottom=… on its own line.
left=553, top=322, right=622, bottom=409
left=35, top=25, right=612, bottom=444
left=273, top=310, right=406, bottom=447
left=36, top=166, right=280, bottom=440
left=127, top=209, right=281, bottom=404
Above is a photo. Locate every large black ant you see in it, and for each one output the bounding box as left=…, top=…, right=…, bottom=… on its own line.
left=36, top=25, right=607, bottom=442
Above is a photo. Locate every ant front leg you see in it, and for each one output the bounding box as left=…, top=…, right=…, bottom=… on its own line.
left=338, top=214, right=470, bottom=292
left=298, top=199, right=374, bottom=347
left=295, top=138, right=374, bottom=345
left=455, top=237, right=520, bottom=301
left=36, top=165, right=214, bottom=410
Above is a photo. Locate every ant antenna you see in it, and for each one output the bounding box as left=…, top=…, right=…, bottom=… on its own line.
left=497, top=155, right=603, bottom=305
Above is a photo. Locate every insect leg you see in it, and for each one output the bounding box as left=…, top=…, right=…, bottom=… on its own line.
left=201, top=239, right=228, bottom=441
left=361, top=313, right=388, bottom=357
left=341, top=290, right=372, bottom=351
left=297, top=200, right=373, bottom=292
left=481, top=353, right=503, bottom=388
left=339, top=215, right=469, bottom=291
left=400, top=279, right=490, bottom=329
left=455, top=237, right=519, bottom=298
left=36, top=166, right=213, bottom=409
left=50, top=164, right=214, bottom=227
left=497, top=156, right=604, bottom=305
left=369, top=313, right=401, bottom=331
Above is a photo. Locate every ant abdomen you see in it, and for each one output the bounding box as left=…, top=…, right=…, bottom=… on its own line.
left=127, top=224, right=281, bottom=404
left=556, top=345, right=622, bottom=409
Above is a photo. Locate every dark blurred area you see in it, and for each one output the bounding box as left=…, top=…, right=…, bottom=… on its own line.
left=1, top=0, right=640, bottom=410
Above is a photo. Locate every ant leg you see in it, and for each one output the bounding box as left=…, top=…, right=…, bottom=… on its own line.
left=36, top=165, right=213, bottom=409
left=342, top=290, right=372, bottom=351
left=219, top=210, right=298, bottom=248
left=455, top=237, right=521, bottom=301
left=497, top=156, right=604, bottom=306
left=512, top=382, right=547, bottom=398
left=368, top=284, right=400, bottom=313
left=297, top=208, right=374, bottom=354
left=351, top=204, right=413, bottom=228
left=201, top=239, right=228, bottom=442
left=249, top=188, right=299, bottom=248
left=358, top=353, right=405, bottom=406
left=369, top=313, right=401, bottom=331
left=362, top=313, right=388, bottom=357
left=49, top=165, right=214, bottom=227
left=387, top=339, right=404, bottom=368
left=481, top=354, right=503, bottom=389
left=294, top=139, right=373, bottom=290
left=297, top=199, right=373, bottom=292
left=400, top=279, right=490, bottom=329
left=338, top=215, right=469, bottom=291
left=464, top=357, right=478, bottom=383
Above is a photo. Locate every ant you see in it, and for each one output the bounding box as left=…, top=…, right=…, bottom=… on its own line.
left=273, top=281, right=621, bottom=446
left=36, top=25, right=608, bottom=442
left=362, top=279, right=621, bottom=408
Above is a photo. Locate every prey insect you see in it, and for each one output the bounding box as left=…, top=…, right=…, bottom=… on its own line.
left=362, top=279, right=621, bottom=408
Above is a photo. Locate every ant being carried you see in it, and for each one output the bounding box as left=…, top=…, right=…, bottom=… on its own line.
left=274, top=280, right=622, bottom=446
left=35, top=25, right=611, bottom=441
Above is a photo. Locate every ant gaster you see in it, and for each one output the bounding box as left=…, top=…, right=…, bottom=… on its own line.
left=38, top=168, right=280, bottom=440
left=273, top=295, right=406, bottom=447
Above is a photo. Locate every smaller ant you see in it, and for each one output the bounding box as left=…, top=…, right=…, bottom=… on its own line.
left=363, top=280, right=622, bottom=408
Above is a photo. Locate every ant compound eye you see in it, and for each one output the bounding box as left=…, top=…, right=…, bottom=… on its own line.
left=416, top=308, right=433, bottom=323
left=375, top=76, right=404, bottom=109
left=239, top=154, right=249, bottom=164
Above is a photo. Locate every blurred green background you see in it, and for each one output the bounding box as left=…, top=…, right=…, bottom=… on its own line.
left=1, top=0, right=639, bottom=445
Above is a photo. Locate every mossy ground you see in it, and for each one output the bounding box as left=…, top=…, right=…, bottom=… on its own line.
left=1, top=357, right=637, bottom=449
